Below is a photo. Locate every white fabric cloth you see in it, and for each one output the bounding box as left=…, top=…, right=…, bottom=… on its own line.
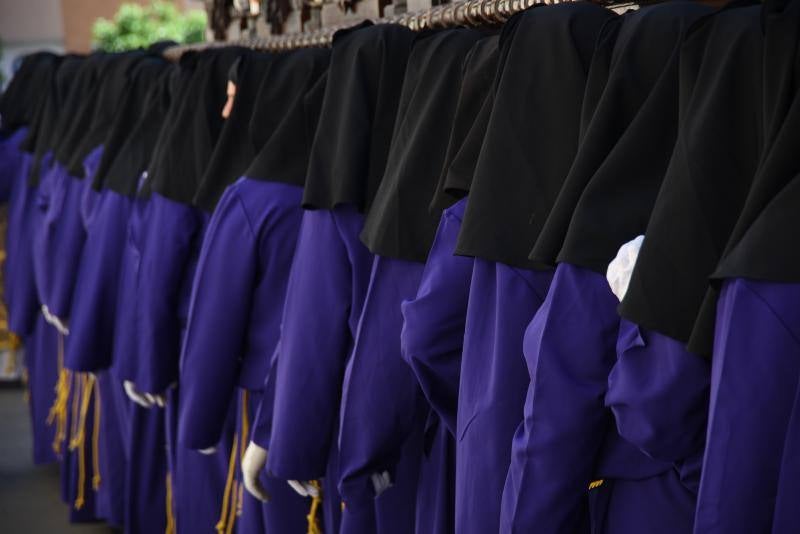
left=607, top=235, right=644, bottom=302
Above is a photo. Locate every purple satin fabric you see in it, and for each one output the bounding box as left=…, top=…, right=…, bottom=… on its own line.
left=607, top=319, right=709, bottom=499
left=32, top=146, right=103, bottom=320
left=179, top=178, right=304, bottom=450
left=400, top=198, right=472, bottom=534
left=501, top=263, right=678, bottom=534
left=268, top=204, right=374, bottom=533
left=1, top=128, right=38, bottom=336
left=402, top=198, right=472, bottom=436
left=65, top=189, right=134, bottom=372
left=24, top=314, right=59, bottom=464
left=695, top=279, right=800, bottom=534
left=457, top=258, right=553, bottom=534
left=135, top=192, right=207, bottom=394
left=234, top=388, right=309, bottom=534
left=337, top=256, right=426, bottom=533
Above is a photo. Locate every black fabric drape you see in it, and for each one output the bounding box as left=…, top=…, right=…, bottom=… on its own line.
left=455, top=2, right=618, bottom=269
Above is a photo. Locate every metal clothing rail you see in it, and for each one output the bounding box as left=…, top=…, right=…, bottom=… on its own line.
left=164, top=0, right=638, bottom=58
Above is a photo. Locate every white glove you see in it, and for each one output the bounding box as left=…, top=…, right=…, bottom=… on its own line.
left=241, top=441, right=271, bottom=502
left=123, top=381, right=170, bottom=409
left=124, top=380, right=154, bottom=408
left=371, top=471, right=393, bottom=497
left=288, top=480, right=320, bottom=498
left=41, top=305, right=70, bottom=335
left=199, top=447, right=217, bottom=455
left=607, top=235, right=644, bottom=302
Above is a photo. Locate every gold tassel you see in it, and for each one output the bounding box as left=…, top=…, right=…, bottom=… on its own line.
left=588, top=480, right=604, bottom=490
left=215, top=433, right=239, bottom=534
left=306, top=480, right=323, bottom=534
left=46, top=333, right=70, bottom=455
left=68, top=373, right=83, bottom=451
left=165, top=473, right=176, bottom=534
left=236, top=390, right=250, bottom=518
left=73, top=374, right=95, bottom=510
left=225, top=481, right=238, bottom=534
left=92, top=378, right=102, bottom=491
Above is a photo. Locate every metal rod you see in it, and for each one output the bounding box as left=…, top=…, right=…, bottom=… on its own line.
left=164, top=0, right=636, bottom=59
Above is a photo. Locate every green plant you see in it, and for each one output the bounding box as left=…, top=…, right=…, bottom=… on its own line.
left=92, top=1, right=207, bottom=52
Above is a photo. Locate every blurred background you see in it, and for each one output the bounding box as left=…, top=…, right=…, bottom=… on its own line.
left=0, top=0, right=441, bottom=90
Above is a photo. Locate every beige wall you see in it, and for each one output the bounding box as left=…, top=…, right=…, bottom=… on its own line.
left=0, top=0, right=65, bottom=44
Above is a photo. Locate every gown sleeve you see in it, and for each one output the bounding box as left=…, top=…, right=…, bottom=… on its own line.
left=606, top=319, right=710, bottom=492
left=266, top=208, right=355, bottom=480
left=400, top=199, right=472, bottom=436
left=500, top=263, right=620, bottom=533
left=178, top=186, right=256, bottom=450
left=135, top=193, right=204, bottom=394
left=337, top=257, right=426, bottom=507
left=65, top=192, right=132, bottom=372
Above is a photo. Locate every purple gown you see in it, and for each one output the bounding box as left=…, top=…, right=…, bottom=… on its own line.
left=32, top=147, right=107, bottom=523
left=501, top=263, right=691, bottom=534
left=134, top=191, right=237, bottom=534
left=63, top=183, right=149, bottom=529
left=694, top=279, right=800, bottom=534
left=401, top=198, right=473, bottom=533
left=268, top=203, right=375, bottom=534
left=337, top=255, right=426, bottom=534
left=2, top=131, right=58, bottom=466
left=105, top=180, right=168, bottom=534
left=606, top=321, right=709, bottom=493
left=178, top=178, right=308, bottom=533
left=456, top=258, right=553, bottom=534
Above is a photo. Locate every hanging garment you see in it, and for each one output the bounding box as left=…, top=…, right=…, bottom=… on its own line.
left=134, top=46, right=267, bottom=534
left=178, top=46, right=330, bottom=534
left=450, top=5, right=616, bottom=534
left=688, top=0, right=800, bottom=531
left=4, top=54, right=71, bottom=467
left=61, top=60, right=174, bottom=531
left=397, top=33, right=498, bottom=534
left=336, top=27, right=483, bottom=534
left=600, top=5, right=764, bottom=530
left=267, top=22, right=415, bottom=534
left=505, top=3, right=715, bottom=533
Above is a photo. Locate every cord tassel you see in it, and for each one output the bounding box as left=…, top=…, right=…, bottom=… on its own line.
left=306, top=480, right=323, bottom=534
left=165, top=473, right=176, bottom=534
left=74, top=374, right=96, bottom=510
left=92, top=378, right=102, bottom=491
left=215, top=433, right=239, bottom=534
left=46, top=333, right=70, bottom=455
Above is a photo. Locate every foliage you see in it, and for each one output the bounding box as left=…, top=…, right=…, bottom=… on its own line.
left=92, top=1, right=206, bottom=52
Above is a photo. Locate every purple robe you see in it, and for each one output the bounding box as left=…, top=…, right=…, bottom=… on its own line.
left=337, top=255, right=425, bottom=534
left=694, top=279, right=800, bottom=534
left=2, top=128, right=36, bottom=337
left=501, top=263, right=690, bottom=534
left=134, top=191, right=236, bottom=534
left=457, top=258, right=553, bottom=534
left=400, top=198, right=473, bottom=534
left=64, top=184, right=146, bottom=528
left=177, top=178, right=308, bottom=532
left=1, top=130, right=58, bottom=465
left=268, top=203, right=375, bottom=534
left=607, top=320, right=709, bottom=494
left=98, top=179, right=170, bottom=534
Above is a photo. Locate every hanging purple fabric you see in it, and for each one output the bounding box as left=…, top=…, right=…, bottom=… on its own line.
left=501, top=264, right=687, bottom=534
left=457, top=259, right=552, bottom=534
left=400, top=198, right=473, bottom=533
left=337, top=255, right=426, bottom=534
left=268, top=204, right=374, bottom=533
left=694, top=279, right=800, bottom=534
left=177, top=178, right=309, bottom=532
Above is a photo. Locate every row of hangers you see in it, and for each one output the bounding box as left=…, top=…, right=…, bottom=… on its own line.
left=163, top=0, right=640, bottom=57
